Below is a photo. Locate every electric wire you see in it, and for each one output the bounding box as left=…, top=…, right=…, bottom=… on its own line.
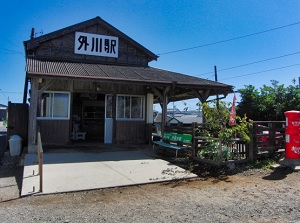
left=197, top=51, right=300, bottom=77
left=220, top=63, right=300, bottom=81
left=0, top=48, right=24, bottom=55
left=157, top=21, right=300, bottom=56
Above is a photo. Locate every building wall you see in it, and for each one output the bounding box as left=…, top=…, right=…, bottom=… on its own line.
left=32, top=24, right=149, bottom=67
left=37, top=78, right=148, bottom=145
left=116, top=120, right=146, bottom=144
left=38, top=120, right=70, bottom=145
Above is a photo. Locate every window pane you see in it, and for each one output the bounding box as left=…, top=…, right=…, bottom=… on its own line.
left=40, top=93, right=52, bottom=117
left=131, top=97, right=143, bottom=119
left=53, top=93, right=69, bottom=117
left=117, top=96, right=124, bottom=118
left=125, top=96, right=130, bottom=118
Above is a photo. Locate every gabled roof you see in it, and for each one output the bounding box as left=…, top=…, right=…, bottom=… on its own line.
left=24, top=16, right=158, bottom=62
left=26, top=56, right=234, bottom=102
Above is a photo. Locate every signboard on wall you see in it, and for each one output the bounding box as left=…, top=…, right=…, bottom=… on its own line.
left=74, top=32, right=118, bottom=58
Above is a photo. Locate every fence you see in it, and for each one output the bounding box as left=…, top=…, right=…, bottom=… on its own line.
left=160, top=123, right=249, bottom=166
left=192, top=123, right=249, bottom=166
left=159, top=121, right=285, bottom=165
left=249, top=121, right=285, bottom=161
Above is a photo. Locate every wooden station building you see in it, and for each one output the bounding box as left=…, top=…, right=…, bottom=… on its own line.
left=23, top=17, right=233, bottom=152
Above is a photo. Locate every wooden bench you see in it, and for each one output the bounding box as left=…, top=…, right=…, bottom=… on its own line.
left=153, top=132, right=192, bottom=158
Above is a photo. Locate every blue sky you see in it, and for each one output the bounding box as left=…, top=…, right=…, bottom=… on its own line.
left=1, top=1, right=300, bottom=111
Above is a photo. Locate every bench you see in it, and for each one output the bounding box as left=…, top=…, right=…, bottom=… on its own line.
left=153, top=132, right=192, bottom=158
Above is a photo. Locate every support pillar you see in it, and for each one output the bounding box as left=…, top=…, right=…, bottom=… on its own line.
left=28, top=78, right=39, bottom=153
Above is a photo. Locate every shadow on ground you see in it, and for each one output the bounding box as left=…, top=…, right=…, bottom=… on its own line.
left=262, top=166, right=294, bottom=181
left=0, top=151, right=23, bottom=201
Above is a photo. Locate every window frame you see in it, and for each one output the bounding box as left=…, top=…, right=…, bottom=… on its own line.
left=116, top=94, right=145, bottom=120
left=37, top=91, right=71, bottom=120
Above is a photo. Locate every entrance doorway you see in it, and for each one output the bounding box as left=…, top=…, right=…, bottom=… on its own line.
left=72, top=93, right=105, bottom=142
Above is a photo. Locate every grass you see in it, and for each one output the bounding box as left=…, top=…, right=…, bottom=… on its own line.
left=246, top=158, right=279, bottom=170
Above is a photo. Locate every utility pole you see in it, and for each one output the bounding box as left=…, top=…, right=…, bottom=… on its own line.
left=214, top=66, right=219, bottom=108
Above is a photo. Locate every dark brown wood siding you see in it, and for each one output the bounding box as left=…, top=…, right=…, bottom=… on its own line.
left=116, top=120, right=146, bottom=144
left=33, top=24, right=149, bottom=66
left=38, top=120, right=70, bottom=145
left=41, top=80, right=147, bottom=96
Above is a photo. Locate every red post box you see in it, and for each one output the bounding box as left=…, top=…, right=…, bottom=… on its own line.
left=285, top=111, right=300, bottom=159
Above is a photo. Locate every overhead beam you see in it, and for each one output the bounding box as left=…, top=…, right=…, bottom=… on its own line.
left=192, top=89, right=211, bottom=103
left=150, top=86, right=163, bottom=102
left=39, top=79, right=56, bottom=92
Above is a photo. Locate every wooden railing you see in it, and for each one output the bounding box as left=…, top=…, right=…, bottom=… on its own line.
left=160, top=121, right=286, bottom=165
left=249, top=121, right=285, bottom=161
left=161, top=123, right=248, bottom=166
left=192, top=123, right=249, bottom=166
left=37, top=128, right=43, bottom=192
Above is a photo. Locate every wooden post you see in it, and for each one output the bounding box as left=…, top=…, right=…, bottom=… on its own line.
left=37, top=130, right=43, bottom=192
left=248, top=124, right=258, bottom=162
left=268, top=122, right=275, bottom=156
left=214, top=66, right=219, bottom=109
left=192, top=122, right=197, bottom=158
left=161, top=87, right=170, bottom=136
left=28, top=78, right=39, bottom=152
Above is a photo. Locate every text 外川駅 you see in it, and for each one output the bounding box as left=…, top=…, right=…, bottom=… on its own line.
left=74, top=32, right=118, bottom=58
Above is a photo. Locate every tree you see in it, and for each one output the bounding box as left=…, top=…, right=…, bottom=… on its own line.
left=201, top=101, right=252, bottom=145
left=237, top=80, right=300, bottom=121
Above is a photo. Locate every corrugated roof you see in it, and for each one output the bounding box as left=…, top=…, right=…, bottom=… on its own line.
left=26, top=56, right=233, bottom=90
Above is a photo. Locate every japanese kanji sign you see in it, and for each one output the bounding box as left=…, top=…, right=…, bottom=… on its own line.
left=74, top=32, right=119, bottom=58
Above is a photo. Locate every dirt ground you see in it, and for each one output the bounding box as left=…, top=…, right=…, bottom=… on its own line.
left=0, top=151, right=300, bottom=223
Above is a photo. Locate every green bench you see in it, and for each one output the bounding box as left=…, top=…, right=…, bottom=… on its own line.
left=153, top=132, right=193, bottom=158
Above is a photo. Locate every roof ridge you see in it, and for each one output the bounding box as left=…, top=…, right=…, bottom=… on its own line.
left=24, top=17, right=158, bottom=61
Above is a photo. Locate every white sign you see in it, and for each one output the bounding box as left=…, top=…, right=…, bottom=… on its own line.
left=74, top=32, right=118, bottom=58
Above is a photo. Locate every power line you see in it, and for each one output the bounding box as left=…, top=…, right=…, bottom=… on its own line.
left=1, top=92, right=23, bottom=94
left=220, top=63, right=300, bottom=81
left=0, top=47, right=24, bottom=55
left=197, top=51, right=300, bottom=77
left=158, top=21, right=300, bottom=56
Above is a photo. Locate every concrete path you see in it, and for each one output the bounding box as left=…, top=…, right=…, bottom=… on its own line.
left=21, top=150, right=197, bottom=196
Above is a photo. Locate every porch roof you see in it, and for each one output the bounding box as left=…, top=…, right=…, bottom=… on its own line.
left=26, top=56, right=234, bottom=102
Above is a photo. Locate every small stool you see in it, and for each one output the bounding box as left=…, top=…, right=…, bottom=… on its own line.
left=76, top=132, right=86, bottom=140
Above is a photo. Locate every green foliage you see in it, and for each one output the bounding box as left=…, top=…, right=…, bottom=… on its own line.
left=197, top=140, right=239, bottom=161
left=196, top=100, right=252, bottom=162
left=201, top=101, right=252, bottom=145
left=238, top=79, right=300, bottom=121
left=246, top=159, right=277, bottom=170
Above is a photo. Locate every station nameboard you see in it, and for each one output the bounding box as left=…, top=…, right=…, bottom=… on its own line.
left=74, top=32, right=118, bottom=58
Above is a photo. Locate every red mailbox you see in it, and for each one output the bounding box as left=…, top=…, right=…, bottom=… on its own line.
left=285, top=110, right=300, bottom=159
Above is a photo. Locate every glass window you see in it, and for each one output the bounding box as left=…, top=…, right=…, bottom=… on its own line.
left=131, top=97, right=142, bottom=118
left=117, top=96, right=125, bottom=119
left=117, top=95, right=144, bottom=120
left=39, top=92, right=70, bottom=119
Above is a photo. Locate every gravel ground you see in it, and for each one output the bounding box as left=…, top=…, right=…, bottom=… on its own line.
left=0, top=151, right=300, bottom=223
